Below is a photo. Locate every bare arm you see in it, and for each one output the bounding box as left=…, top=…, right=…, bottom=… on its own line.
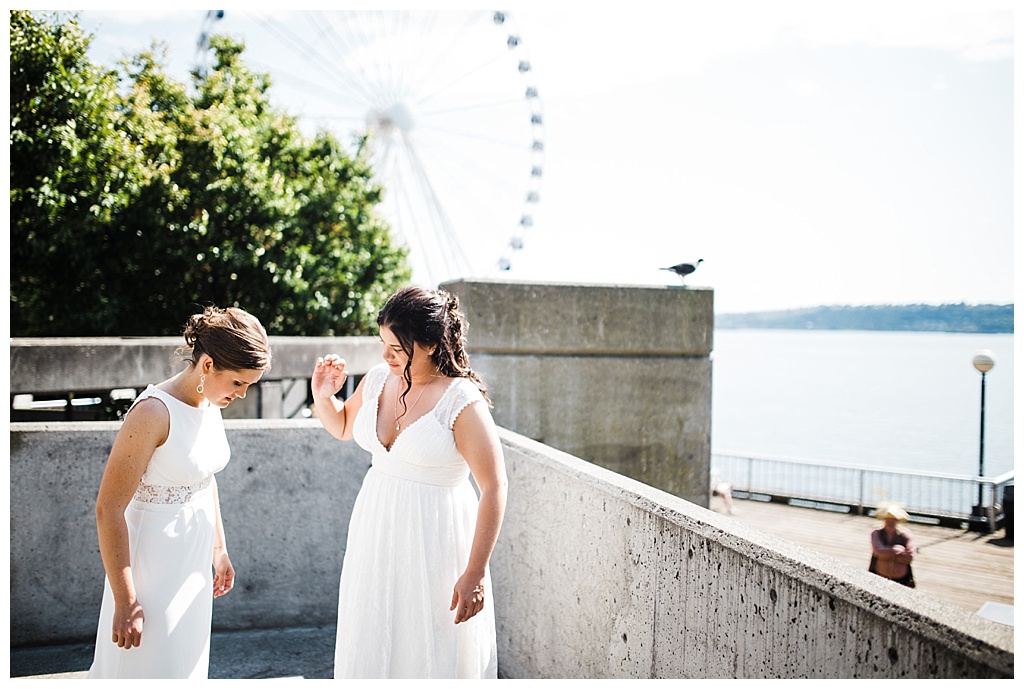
left=870, top=529, right=897, bottom=560
left=450, top=401, right=508, bottom=624
left=311, top=355, right=364, bottom=441
left=894, top=530, right=915, bottom=564
left=210, top=477, right=235, bottom=598
left=94, top=398, right=168, bottom=649
left=871, top=529, right=912, bottom=560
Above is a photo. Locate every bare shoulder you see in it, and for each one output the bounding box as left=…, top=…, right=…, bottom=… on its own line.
left=118, top=395, right=170, bottom=446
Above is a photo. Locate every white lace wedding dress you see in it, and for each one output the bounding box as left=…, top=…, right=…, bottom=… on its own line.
left=333, top=363, right=498, bottom=679
left=88, top=386, right=229, bottom=678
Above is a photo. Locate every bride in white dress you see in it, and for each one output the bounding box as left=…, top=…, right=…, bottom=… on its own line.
left=312, top=286, right=508, bottom=679
left=88, top=306, right=271, bottom=679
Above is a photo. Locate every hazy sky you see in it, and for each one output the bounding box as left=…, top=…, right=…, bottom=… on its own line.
left=73, top=2, right=1015, bottom=314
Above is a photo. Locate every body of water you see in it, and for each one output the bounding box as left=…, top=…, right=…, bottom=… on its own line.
left=711, top=329, right=1014, bottom=478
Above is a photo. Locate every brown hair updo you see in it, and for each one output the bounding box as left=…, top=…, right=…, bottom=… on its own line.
left=178, top=306, right=272, bottom=372
left=377, top=286, right=490, bottom=407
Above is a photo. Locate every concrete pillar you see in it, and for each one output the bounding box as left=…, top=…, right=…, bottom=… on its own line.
left=442, top=279, right=713, bottom=506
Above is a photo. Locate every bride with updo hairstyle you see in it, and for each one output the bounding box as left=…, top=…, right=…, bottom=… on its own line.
left=89, top=305, right=271, bottom=679
left=312, top=286, right=508, bottom=679
left=180, top=306, right=273, bottom=374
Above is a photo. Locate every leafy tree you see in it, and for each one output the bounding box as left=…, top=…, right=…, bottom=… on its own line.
left=9, top=10, right=150, bottom=334
left=9, top=11, right=410, bottom=336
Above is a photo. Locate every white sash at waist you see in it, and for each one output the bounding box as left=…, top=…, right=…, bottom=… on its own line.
left=369, top=456, right=470, bottom=488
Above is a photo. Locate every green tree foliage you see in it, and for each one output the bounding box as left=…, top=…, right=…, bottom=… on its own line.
left=10, top=11, right=410, bottom=336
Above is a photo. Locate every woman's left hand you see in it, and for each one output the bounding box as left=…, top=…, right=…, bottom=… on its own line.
left=450, top=571, right=486, bottom=624
left=213, top=550, right=235, bottom=598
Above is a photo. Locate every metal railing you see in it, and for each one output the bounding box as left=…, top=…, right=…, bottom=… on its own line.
left=713, top=450, right=1014, bottom=532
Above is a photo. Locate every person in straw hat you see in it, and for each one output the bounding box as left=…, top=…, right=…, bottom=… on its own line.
left=868, top=504, right=916, bottom=588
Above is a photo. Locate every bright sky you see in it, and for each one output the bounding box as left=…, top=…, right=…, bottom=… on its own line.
left=71, top=2, right=1016, bottom=314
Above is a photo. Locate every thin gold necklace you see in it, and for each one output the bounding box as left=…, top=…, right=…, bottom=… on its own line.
left=394, top=370, right=439, bottom=431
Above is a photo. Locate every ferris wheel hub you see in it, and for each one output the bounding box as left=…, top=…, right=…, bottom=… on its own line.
left=367, top=102, right=416, bottom=136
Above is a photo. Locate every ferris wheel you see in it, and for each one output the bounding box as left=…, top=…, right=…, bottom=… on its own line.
left=195, top=10, right=545, bottom=288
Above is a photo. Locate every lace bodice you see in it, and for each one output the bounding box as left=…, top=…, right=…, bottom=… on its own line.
left=353, top=363, right=484, bottom=486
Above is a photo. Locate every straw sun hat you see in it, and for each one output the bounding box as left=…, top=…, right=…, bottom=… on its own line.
left=875, top=504, right=910, bottom=522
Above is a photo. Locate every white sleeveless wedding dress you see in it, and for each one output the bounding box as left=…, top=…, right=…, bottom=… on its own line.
left=333, top=363, right=498, bottom=678
left=88, top=386, right=229, bottom=679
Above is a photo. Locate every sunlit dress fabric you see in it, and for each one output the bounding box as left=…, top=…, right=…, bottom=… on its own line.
left=88, top=386, right=229, bottom=679
left=333, top=363, right=497, bottom=679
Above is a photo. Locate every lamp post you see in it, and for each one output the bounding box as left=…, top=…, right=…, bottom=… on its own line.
left=971, top=350, right=995, bottom=529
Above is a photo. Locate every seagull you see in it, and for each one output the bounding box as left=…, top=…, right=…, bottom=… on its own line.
left=661, top=259, right=703, bottom=284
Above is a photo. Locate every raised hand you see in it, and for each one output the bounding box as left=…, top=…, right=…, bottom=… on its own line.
left=312, top=354, right=348, bottom=400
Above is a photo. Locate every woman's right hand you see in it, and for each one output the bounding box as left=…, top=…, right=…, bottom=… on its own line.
left=112, top=599, right=145, bottom=649
left=312, top=354, right=348, bottom=399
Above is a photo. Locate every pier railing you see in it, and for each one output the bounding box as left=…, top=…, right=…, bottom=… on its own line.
left=712, top=451, right=1013, bottom=532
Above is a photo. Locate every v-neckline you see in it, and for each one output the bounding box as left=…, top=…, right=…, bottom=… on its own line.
left=375, top=374, right=459, bottom=453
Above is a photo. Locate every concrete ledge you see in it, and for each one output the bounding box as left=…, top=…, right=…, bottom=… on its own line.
left=441, top=279, right=713, bottom=356
left=9, top=336, right=382, bottom=393
left=492, top=428, right=1014, bottom=679
left=9, top=422, right=1012, bottom=678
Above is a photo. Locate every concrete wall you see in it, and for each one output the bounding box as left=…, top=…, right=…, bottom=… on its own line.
left=9, top=336, right=382, bottom=419
left=492, top=431, right=1013, bottom=679
left=8, top=337, right=383, bottom=394
left=9, top=423, right=1012, bottom=678
left=443, top=279, right=713, bottom=506
left=12, top=277, right=714, bottom=506
left=9, top=420, right=368, bottom=644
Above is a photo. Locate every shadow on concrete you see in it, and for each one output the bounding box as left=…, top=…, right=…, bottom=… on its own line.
left=10, top=626, right=337, bottom=680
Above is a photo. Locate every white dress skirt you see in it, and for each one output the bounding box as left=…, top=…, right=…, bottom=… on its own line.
left=333, top=363, right=498, bottom=679
left=88, top=386, right=230, bottom=679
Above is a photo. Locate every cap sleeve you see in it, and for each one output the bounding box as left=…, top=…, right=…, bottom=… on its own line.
left=361, top=363, right=390, bottom=404
left=435, top=378, right=485, bottom=431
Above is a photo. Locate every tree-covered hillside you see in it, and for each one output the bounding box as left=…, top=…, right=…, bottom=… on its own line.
left=715, top=304, right=1013, bottom=334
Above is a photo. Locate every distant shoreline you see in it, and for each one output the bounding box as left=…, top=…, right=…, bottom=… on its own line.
left=715, top=303, right=1013, bottom=334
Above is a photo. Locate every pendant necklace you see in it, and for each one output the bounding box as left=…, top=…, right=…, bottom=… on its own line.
left=394, top=369, right=439, bottom=431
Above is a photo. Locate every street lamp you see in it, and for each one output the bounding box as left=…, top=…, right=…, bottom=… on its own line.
left=971, top=350, right=995, bottom=529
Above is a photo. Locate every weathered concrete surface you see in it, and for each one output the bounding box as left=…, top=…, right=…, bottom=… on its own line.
left=491, top=430, right=1013, bottom=679
left=9, top=423, right=1012, bottom=678
left=442, top=279, right=712, bottom=356
left=9, top=420, right=368, bottom=645
left=9, top=336, right=382, bottom=419
left=9, top=337, right=382, bottom=394
left=444, top=279, right=713, bottom=506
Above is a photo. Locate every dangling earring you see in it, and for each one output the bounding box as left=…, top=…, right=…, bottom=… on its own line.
left=197, top=374, right=206, bottom=395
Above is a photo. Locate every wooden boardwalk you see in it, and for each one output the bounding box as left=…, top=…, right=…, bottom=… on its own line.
left=711, top=494, right=1015, bottom=618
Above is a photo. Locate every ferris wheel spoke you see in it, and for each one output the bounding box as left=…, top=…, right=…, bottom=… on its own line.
left=390, top=12, right=489, bottom=106
left=243, top=16, right=382, bottom=112
left=419, top=97, right=540, bottom=118
left=376, top=133, right=470, bottom=285
left=415, top=122, right=535, bottom=152
left=401, top=136, right=474, bottom=278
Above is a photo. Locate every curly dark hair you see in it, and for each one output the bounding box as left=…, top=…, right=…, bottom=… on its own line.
left=377, top=286, right=490, bottom=411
